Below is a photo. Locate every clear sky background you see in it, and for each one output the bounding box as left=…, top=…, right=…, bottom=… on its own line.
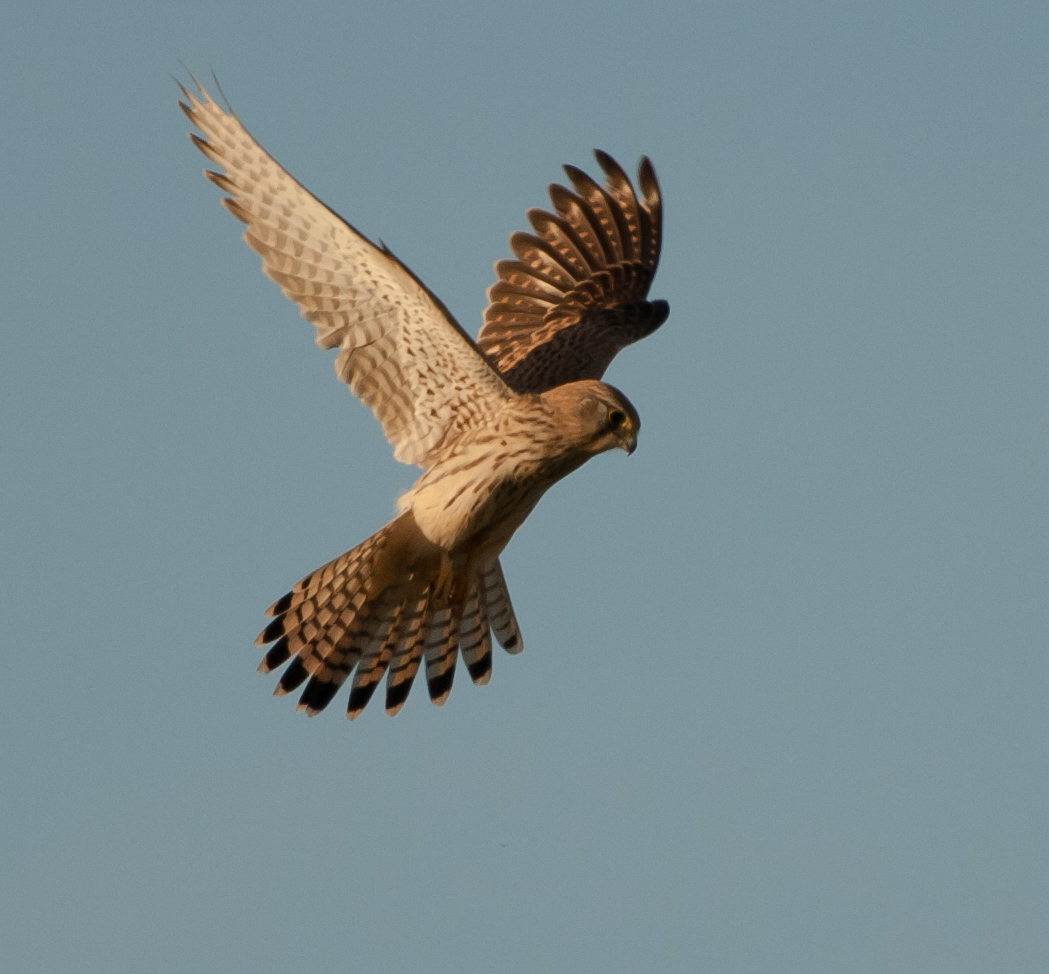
left=2, top=1, right=1046, bottom=971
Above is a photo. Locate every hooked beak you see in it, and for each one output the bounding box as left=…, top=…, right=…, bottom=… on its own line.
left=621, top=430, right=638, bottom=455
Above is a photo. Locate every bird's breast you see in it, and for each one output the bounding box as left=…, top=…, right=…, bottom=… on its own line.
left=399, top=441, right=566, bottom=552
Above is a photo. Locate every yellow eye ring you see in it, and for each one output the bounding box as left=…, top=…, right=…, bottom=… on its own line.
left=607, top=409, right=627, bottom=428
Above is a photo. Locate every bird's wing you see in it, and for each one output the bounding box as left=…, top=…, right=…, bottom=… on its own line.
left=477, top=151, right=669, bottom=394
left=180, top=80, right=512, bottom=468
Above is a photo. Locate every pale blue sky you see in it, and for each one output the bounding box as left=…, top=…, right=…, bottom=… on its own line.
left=2, top=1, right=1047, bottom=971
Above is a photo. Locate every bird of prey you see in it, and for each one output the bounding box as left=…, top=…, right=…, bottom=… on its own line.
left=179, top=79, right=669, bottom=719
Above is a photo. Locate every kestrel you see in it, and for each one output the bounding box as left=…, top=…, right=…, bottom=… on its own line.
left=180, top=80, right=669, bottom=719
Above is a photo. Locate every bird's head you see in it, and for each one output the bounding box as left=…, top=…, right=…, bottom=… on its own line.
left=543, top=380, right=640, bottom=457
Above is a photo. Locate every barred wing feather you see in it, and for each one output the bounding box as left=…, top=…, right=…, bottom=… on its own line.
left=180, top=80, right=512, bottom=468
left=478, top=151, right=669, bottom=394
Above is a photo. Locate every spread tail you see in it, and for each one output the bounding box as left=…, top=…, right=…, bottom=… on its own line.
left=254, top=513, right=523, bottom=718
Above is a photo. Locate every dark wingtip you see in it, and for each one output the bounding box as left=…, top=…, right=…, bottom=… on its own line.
left=637, top=157, right=661, bottom=210
left=562, top=163, right=602, bottom=200
left=173, top=64, right=194, bottom=103
left=593, top=150, right=633, bottom=190
left=547, top=182, right=581, bottom=218
left=210, top=70, right=233, bottom=113
left=204, top=170, right=235, bottom=192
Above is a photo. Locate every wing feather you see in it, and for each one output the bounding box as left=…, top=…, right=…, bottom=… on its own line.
left=479, top=151, right=669, bottom=393
left=180, top=79, right=512, bottom=468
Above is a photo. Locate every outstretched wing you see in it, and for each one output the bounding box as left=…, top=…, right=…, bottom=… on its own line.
left=180, top=80, right=512, bottom=468
left=477, top=151, right=669, bottom=394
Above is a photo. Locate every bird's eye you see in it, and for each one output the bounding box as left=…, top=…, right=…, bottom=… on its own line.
left=607, top=409, right=627, bottom=428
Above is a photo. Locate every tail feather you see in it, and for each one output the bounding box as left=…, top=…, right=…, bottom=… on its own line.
left=255, top=563, right=368, bottom=648
left=460, top=579, right=493, bottom=685
left=424, top=606, right=461, bottom=706
left=257, top=635, right=291, bottom=674
left=383, top=590, right=431, bottom=717
left=275, top=656, right=310, bottom=695
left=481, top=559, right=523, bottom=654
left=345, top=600, right=406, bottom=718
left=295, top=667, right=344, bottom=715
left=255, top=519, right=526, bottom=718
left=266, top=537, right=381, bottom=617
left=297, top=596, right=396, bottom=716
left=264, top=548, right=351, bottom=617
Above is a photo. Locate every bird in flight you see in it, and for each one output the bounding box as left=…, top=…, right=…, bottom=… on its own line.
left=179, top=79, right=669, bottom=719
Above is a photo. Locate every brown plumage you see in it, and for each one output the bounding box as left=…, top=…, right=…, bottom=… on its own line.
left=180, top=78, right=664, bottom=719
left=478, top=150, right=669, bottom=393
